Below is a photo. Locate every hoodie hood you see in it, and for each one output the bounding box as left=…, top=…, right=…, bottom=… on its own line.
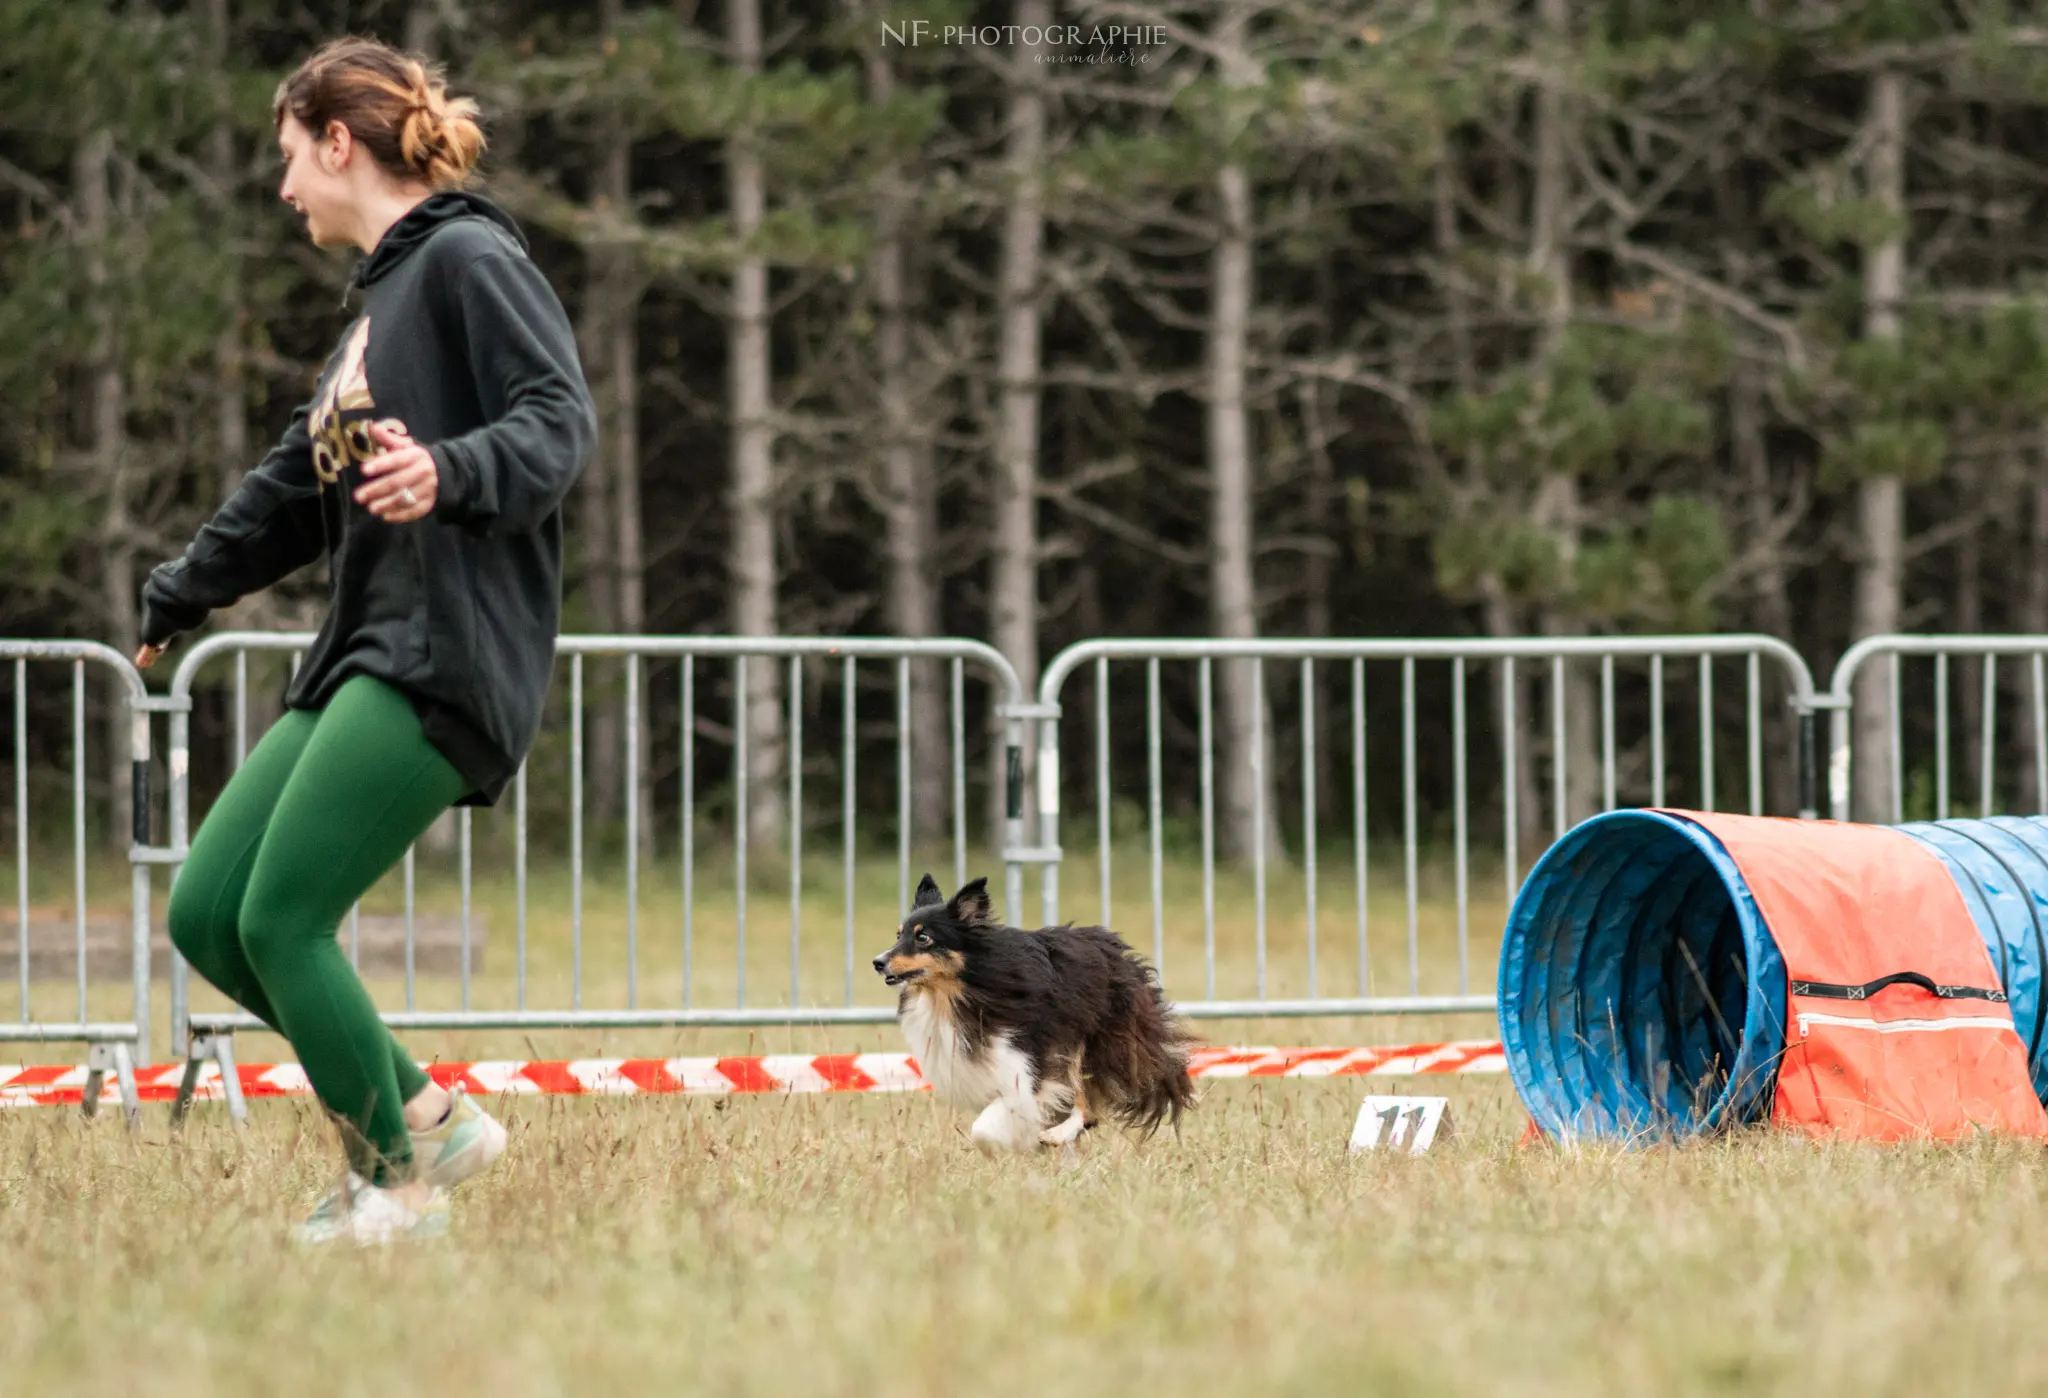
left=351, top=190, right=527, bottom=291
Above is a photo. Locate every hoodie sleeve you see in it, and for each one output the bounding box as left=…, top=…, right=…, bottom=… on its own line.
left=138, top=406, right=327, bottom=647
left=428, top=251, right=596, bottom=536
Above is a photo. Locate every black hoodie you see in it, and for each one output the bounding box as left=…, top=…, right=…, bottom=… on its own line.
left=141, top=191, right=596, bottom=807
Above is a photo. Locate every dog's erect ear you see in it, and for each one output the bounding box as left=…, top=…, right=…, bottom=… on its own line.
left=912, top=873, right=944, bottom=911
left=947, top=876, right=993, bottom=926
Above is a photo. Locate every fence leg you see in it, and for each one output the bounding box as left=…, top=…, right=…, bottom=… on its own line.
left=80, top=1048, right=106, bottom=1122
left=170, top=1046, right=205, bottom=1129
left=79, top=1043, right=138, bottom=1127
left=210, top=1035, right=249, bottom=1126
left=112, top=1042, right=139, bottom=1129
left=177, top=1034, right=249, bottom=1127
left=1797, top=706, right=1820, bottom=820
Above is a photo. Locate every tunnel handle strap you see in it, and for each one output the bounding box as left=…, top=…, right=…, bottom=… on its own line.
left=1789, top=972, right=2007, bottom=1004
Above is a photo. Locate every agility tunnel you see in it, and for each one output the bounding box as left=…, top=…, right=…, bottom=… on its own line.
left=1499, top=811, right=2048, bottom=1142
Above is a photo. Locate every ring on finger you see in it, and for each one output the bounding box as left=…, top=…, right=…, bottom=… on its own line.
left=399, top=486, right=419, bottom=508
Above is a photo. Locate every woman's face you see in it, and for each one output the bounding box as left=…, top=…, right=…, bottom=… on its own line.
left=276, top=116, right=355, bottom=248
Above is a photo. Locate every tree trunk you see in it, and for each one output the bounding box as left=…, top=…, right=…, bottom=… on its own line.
left=2025, top=454, right=2048, bottom=812
left=573, top=0, right=644, bottom=851
left=1210, top=150, right=1271, bottom=865
left=1445, top=126, right=1540, bottom=850
left=1732, top=359, right=1797, bottom=810
left=1298, top=378, right=1335, bottom=827
left=1210, top=3, right=1281, bottom=867
left=1956, top=495, right=1983, bottom=810
left=1445, top=132, right=1540, bottom=852
left=1851, top=68, right=1907, bottom=823
left=868, top=41, right=947, bottom=846
left=1530, top=0, right=1595, bottom=829
left=78, top=131, right=133, bottom=849
left=729, top=0, right=784, bottom=853
left=613, top=268, right=648, bottom=855
left=991, top=0, right=1047, bottom=869
left=1483, top=588, right=1542, bottom=872
left=207, top=0, right=284, bottom=762
left=1536, top=481, right=1599, bottom=829
left=208, top=0, right=245, bottom=508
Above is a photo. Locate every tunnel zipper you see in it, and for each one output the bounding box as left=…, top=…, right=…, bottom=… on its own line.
left=1796, top=1011, right=2013, bottom=1040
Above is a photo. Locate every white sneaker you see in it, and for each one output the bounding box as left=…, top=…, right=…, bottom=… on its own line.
left=409, top=1085, right=508, bottom=1191
left=290, top=1177, right=450, bottom=1247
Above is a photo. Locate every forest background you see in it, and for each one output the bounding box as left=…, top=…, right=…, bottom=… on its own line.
left=7, top=0, right=2048, bottom=862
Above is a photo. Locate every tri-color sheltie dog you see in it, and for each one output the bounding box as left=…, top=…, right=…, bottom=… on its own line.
left=872, top=873, right=1197, bottom=1151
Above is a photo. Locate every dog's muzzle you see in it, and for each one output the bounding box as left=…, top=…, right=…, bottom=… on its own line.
left=872, top=954, right=922, bottom=987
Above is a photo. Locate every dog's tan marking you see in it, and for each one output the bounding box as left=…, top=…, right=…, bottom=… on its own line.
left=1069, top=1048, right=1096, bottom=1128
left=884, top=951, right=935, bottom=979
left=885, top=949, right=964, bottom=1015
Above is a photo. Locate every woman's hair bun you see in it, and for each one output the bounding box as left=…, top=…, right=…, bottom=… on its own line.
left=397, top=67, right=485, bottom=189
left=274, top=38, right=487, bottom=190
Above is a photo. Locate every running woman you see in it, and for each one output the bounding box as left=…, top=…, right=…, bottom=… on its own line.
left=135, top=37, right=596, bottom=1245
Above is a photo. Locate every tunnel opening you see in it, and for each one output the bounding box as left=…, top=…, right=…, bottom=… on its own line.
left=1498, top=811, right=1786, bottom=1140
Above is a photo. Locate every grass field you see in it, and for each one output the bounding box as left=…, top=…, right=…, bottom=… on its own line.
left=7, top=1075, right=2048, bottom=1395
left=7, top=845, right=2048, bottom=1392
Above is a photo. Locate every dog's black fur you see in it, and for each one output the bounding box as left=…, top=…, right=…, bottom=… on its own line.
left=873, top=873, right=1196, bottom=1147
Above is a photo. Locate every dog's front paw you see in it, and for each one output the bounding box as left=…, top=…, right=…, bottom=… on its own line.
left=1038, top=1109, right=1086, bottom=1147
left=970, top=1099, right=1039, bottom=1152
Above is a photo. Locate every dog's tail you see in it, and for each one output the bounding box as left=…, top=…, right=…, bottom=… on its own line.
left=1084, top=939, right=1199, bottom=1137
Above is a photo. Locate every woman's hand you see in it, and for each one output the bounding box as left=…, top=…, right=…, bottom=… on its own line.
left=355, top=419, right=439, bottom=523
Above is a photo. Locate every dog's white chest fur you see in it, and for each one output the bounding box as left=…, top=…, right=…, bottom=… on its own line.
left=898, top=993, right=1032, bottom=1111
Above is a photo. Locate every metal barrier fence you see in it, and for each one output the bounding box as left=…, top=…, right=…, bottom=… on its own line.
left=161, top=633, right=1031, bottom=1117
left=0, top=641, right=152, bottom=1121
left=1031, top=637, right=1821, bottom=1021
left=1826, top=636, right=2048, bottom=824
left=37, top=626, right=2045, bottom=1128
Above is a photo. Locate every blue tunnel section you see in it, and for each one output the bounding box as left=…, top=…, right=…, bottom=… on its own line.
left=1498, top=811, right=1785, bottom=1140
left=1500, top=810, right=2048, bottom=1140
left=1894, top=817, right=2048, bottom=1100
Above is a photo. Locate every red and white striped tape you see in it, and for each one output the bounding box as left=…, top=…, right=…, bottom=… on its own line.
left=0, top=1039, right=1505, bottom=1109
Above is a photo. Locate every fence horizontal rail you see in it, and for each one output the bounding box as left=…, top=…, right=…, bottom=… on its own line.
left=1827, top=635, right=2048, bottom=824
left=1176, top=996, right=1498, bottom=1019
left=0, top=1022, right=143, bottom=1042
left=0, top=641, right=152, bottom=1120
left=161, top=631, right=1032, bottom=1059
left=1033, top=634, right=1821, bottom=1021
left=187, top=1007, right=899, bottom=1031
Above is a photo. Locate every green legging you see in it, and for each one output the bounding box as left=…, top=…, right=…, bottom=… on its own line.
left=167, top=674, right=470, bottom=1184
